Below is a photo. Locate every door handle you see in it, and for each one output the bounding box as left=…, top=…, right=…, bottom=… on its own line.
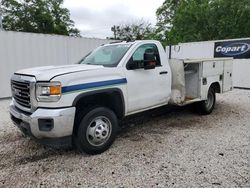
left=159, top=71, right=168, bottom=75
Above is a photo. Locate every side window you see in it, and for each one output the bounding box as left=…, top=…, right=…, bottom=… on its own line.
left=132, top=44, right=161, bottom=66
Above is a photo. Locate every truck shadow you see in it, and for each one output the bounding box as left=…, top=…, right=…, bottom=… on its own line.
left=1, top=101, right=236, bottom=166
left=2, top=106, right=188, bottom=166
left=117, top=101, right=237, bottom=141
left=118, top=105, right=192, bottom=138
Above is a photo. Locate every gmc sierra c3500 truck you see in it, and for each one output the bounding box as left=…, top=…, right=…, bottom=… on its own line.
left=9, top=40, right=233, bottom=154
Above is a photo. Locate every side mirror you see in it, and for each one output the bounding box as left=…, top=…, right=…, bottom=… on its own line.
left=143, top=51, right=156, bottom=70
left=127, top=59, right=140, bottom=70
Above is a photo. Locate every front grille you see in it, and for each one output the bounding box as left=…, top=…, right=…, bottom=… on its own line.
left=11, top=80, right=31, bottom=109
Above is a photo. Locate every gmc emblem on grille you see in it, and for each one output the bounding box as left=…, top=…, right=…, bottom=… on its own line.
left=13, top=88, right=22, bottom=97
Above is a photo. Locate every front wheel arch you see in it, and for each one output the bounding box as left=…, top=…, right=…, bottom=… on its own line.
left=73, top=88, right=125, bottom=119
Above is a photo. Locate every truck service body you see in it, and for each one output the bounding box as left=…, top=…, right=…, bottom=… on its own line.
left=9, top=40, right=233, bottom=154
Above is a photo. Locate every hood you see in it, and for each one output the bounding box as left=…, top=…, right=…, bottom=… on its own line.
left=15, top=64, right=104, bottom=81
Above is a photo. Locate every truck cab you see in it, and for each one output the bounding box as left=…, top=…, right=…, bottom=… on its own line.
left=9, top=40, right=232, bottom=154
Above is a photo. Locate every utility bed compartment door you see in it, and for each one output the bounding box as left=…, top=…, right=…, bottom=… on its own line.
left=223, top=60, right=233, bottom=92
left=202, top=61, right=224, bottom=77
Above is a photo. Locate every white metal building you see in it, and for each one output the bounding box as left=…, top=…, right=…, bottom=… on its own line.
left=166, top=38, right=250, bottom=89
left=0, top=31, right=112, bottom=98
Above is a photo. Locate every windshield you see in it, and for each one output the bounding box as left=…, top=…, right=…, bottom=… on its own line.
left=79, top=44, right=131, bottom=67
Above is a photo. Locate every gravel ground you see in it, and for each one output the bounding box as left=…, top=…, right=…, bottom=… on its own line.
left=0, top=89, right=249, bottom=188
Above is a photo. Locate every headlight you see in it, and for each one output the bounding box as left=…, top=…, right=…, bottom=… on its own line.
left=36, top=82, right=61, bottom=102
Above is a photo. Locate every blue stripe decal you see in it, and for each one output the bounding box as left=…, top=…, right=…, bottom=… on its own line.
left=62, top=78, right=127, bottom=93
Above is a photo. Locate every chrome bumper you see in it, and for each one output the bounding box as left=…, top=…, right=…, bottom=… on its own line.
left=9, top=101, right=76, bottom=139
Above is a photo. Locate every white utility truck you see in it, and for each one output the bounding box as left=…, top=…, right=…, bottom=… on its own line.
left=9, top=40, right=233, bottom=154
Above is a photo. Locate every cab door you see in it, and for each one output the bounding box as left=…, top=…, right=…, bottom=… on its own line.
left=125, top=43, right=171, bottom=114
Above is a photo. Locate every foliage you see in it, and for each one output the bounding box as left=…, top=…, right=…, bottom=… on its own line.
left=110, top=20, right=155, bottom=41
left=1, top=0, right=80, bottom=36
left=155, top=0, right=181, bottom=42
left=156, top=0, right=250, bottom=45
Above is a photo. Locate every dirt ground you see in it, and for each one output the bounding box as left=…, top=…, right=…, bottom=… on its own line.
left=0, top=89, right=249, bottom=188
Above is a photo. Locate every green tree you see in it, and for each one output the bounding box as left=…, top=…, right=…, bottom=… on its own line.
left=1, top=0, right=80, bottom=36
left=156, top=0, right=250, bottom=45
left=155, top=0, right=181, bottom=42
left=110, top=20, right=155, bottom=41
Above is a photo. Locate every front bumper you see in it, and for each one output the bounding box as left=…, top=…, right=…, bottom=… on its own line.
left=9, top=101, right=76, bottom=147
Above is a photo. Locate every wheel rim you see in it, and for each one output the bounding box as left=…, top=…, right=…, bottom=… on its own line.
left=205, top=91, right=214, bottom=110
left=86, top=116, right=112, bottom=147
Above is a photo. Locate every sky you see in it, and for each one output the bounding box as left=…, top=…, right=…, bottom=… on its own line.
left=63, top=0, right=165, bottom=39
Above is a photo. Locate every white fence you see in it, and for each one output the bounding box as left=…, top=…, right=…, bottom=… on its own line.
left=0, top=31, right=112, bottom=98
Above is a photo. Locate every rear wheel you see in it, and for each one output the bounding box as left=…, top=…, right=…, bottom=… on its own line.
left=74, top=107, right=118, bottom=154
left=197, top=87, right=216, bottom=115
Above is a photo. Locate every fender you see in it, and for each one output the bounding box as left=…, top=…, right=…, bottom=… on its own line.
left=72, top=88, right=126, bottom=117
left=209, top=82, right=221, bottom=93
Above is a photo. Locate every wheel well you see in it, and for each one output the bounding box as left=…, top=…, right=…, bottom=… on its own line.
left=73, top=89, right=125, bottom=119
left=210, top=82, right=221, bottom=93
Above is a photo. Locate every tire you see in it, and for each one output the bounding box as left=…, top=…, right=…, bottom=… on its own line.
left=197, top=87, right=216, bottom=115
left=74, top=106, right=118, bottom=154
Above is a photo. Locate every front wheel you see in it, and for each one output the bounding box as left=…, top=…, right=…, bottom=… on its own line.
left=197, top=87, right=216, bottom=115
left=74, top=107, right=119, bottom=154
